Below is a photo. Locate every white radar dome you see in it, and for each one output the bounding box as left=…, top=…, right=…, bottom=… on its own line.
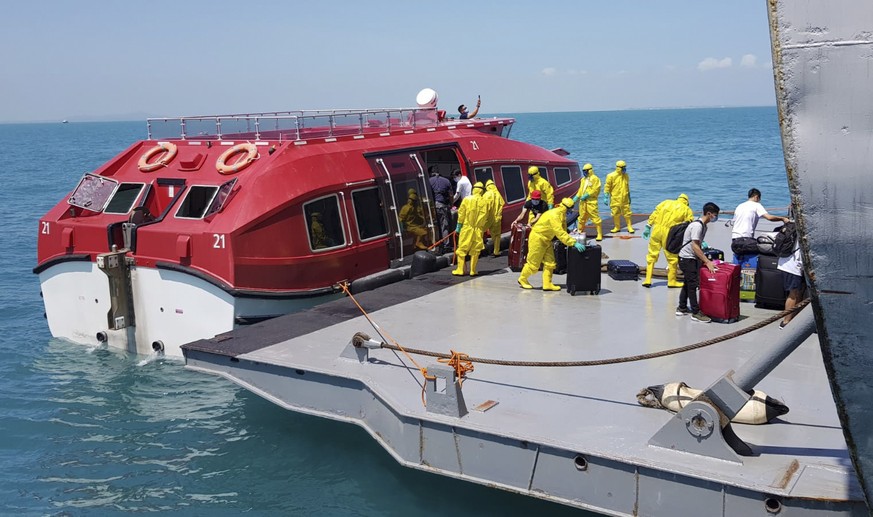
left=416, top=88, right=438, bottom=108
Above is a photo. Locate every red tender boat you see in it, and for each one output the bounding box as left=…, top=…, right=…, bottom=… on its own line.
left=35, top=90, right=581, bottom=356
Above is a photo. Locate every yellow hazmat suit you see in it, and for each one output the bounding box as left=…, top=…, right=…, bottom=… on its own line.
left=575, top=163, right=602, bottom=240
left=604, top=160, right=633, bottom=233
left=310, top=213, right=327, bottom=249
left=399, top=190, right=429, bottom=250
left=453, top=183, right=488, bottom=276
left=483, top=179, right=506, bottom=255
left=518, top=198, right=579, bottom=291
left=644, top=194, right=693, bottom=287
left=526, top=166, right=554, bottom=208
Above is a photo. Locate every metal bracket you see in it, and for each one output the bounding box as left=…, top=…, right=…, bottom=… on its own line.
left=649, top=400, right=743, bottom=464
left=425, top=363, right=468, bottom=418
left=340, top=332, right=382, bottom=362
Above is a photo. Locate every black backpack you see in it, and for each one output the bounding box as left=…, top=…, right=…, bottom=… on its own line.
left=665, top=221, right=701, bottom=254
left=773, top=222, right=798, bottom=257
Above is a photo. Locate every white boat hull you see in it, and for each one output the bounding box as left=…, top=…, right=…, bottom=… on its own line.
left=38, top=262, right=332, bottom=357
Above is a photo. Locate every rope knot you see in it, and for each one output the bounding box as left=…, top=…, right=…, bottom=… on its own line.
left=438, top=349, right=475, bottom=385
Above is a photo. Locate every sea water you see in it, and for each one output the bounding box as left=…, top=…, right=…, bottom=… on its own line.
left=0, top=107, right=786, bottom=516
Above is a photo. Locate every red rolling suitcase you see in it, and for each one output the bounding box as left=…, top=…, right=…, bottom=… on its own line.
left=699, top=263, right=741, bottom=323
left=508, top=223, right=531, bottom=272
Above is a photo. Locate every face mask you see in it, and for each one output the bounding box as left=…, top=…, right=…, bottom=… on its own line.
left=528, top=175, right=536, bottom=181
left=531, top=200, right=541, bottom=206
left=712, top=215, right=719, bottom=222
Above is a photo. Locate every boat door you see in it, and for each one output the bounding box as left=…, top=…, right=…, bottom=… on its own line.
left=367, top=152, right=436, bottom=261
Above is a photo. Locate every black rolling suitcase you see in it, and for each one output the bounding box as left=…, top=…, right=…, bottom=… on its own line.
left=755, top=255, right=787, bottom=309
left=553, top=240, right=568, bottom=274
left=567, top=245, right=602, bottom=295
left=607, top=259, right=639, bottom=281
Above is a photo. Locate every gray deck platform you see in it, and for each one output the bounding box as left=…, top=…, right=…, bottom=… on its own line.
left=183, top=219, right=866, bottom=516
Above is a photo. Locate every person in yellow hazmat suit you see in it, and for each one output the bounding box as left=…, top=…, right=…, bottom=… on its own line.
left=604, top=160, right=634, bottom=234
left=482, top=179, right=506, bottom=256
left=572, top=163, right=603, bottom=241
left=453, top=182, right=488, bottom=276
left=642, top=193, right=694, bottom=288
left=399, top=188, right=430, bottom=250
left=526, top=166, right=554, bottom=211
left=309, top=212, right=328, bottom=249
left=518, top=198, right=586, bottom=291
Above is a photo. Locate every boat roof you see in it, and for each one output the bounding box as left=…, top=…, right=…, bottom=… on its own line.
left=183, top=217, right=863, bottom=513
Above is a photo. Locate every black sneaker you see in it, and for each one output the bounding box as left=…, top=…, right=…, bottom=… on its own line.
left=779, top=321, right=787, bottom=329
left=675, top=307, right=691, bottom=316
left=692, top=311, right=712, bottom=323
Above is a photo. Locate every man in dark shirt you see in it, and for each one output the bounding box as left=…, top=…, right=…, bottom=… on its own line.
left=512, top=190, right=549, bottom=226
left=457, top=96, right=481, bottom=120
left=428, top=166, right=454, bottom=253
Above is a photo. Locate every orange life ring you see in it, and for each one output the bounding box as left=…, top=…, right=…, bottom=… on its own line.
left=137, top=142, right=178, bottom=172
left=216, top=143, right=259, bottom=175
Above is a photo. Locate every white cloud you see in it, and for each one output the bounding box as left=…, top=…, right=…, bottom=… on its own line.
left=697, top=57, right=732, bottom=71
left=541, top=67, right=557, bottom=76
left=740, top=54, right=758, bottom=68
left=566, top=69, right=588, bottom=76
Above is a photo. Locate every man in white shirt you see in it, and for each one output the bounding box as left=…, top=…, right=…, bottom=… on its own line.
left=731, top=188, right=789, bottom=254
left=452, top=169, right=472, bottom=207
left=777, top=242, right=804, bottom=329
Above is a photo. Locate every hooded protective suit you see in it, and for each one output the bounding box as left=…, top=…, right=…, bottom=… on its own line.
left=518, top=198, right=579, bottom=290
left=604, top=161, right=633, bottom=233
left=575, top=164, right=602, bottom=240
left=644, top=193, right=693, bottom=287
left=453, top=183, right=488, bottom=275
left=399, top=190, right=429, bottom=250
left=526, top=166, right=554, bottom=208
left=483, top=179, right=506, bottom=255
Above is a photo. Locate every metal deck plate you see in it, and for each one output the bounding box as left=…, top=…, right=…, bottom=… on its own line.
left=184, top=219, right=864, bottom=515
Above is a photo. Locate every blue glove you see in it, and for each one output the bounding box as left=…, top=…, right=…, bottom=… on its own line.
left=571, top=195, right=580, bottom=204
left=604, top=194, right=610, bottom=205
left=574, top=242, right=586, bottom=253
left=548, top=203, right=554, bottom=209
left=455, top=223, right=463, bottom=233
left=702, top=241, right=709, bottom=250
left=643, top=224, right=651, bottom=240
left=580, top=193, right=589, bottom=201
left=400, top=222, right=406, bottom=231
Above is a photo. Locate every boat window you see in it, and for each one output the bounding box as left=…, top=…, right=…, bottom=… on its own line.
left=473, top=167, right=493, bottom=184
left=554, top=167, right=571, bottom=186
left=175, top=185, right=219, bottom=219
left=104, top=183, right=145, bottom=214
left=304, top=196, right=346, bottom=251
left=500, top=166, right=525, bottom=203
left=204, top=178, right=238, bottom=218
left=68, top=173, right=119, bottom=212
left=352, top=188, right=388, bottom=241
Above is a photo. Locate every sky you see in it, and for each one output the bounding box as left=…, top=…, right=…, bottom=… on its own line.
left=0, top=1, right=777, bottom=123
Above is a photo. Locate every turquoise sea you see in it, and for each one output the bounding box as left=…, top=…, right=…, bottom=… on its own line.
left=0, top=107, right=787, bottom=516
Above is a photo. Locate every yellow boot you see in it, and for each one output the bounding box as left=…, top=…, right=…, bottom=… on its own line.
left=542, top=268, right=561, bottom=291
left=517, top=264, right=535, bottom=289
left=667, top=267, right=684, bottom=288
left=611, top=216, right=621, bottom=233
left=452, top=255, right=466, bottom=276
left=493, top=236, right=501, bottom=256
left=642, top=263, right=654, bottom=288
left=627, top=225, right=635, bottom=234
left=596, top=223, right=603, bottom=241
left=469, top=254, right=479, bottom=276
